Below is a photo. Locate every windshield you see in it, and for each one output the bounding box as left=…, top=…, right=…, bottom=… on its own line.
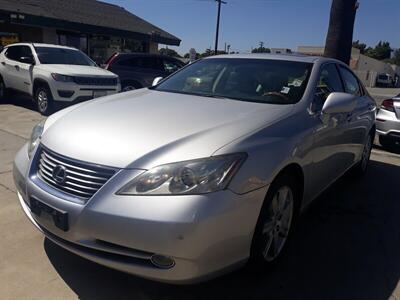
left=35, top=47, right=96, bottom=66
left=154, top=58, right=312, bottom=104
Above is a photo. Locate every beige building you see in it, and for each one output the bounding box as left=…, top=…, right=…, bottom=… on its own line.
left=297, top=46, right=400, bottom=87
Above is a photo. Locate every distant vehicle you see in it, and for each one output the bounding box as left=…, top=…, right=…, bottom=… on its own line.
left=376, top=73, right=393, bottom=88
left=376, top=94, right=400, bottom=148
left=0, top=43, right=120, bottom=115
left=14, top=54, right=376, bottom=283
left=104, top=53, right=185, bottom=91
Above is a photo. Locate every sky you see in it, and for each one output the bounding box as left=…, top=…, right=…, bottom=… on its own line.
left=105, top=0, right=400, bottom=55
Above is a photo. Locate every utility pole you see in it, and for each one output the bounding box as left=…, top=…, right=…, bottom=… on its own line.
left=214, top=0, right=227, bottom=55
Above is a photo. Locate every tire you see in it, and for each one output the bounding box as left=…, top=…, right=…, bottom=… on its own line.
left=121, top=81, right=142, bottom=92
left=249, top=172, right=301, bottom=270
left=34, top=85, right=54, bottom=116
left=0, top=76, right=7, bottom=102
left=352, top=133, right=373, bottom=176
left=379, top=135, right=396, bottom=149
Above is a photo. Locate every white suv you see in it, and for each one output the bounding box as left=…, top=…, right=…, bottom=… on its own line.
left=0, top=43, right=121, bottom=115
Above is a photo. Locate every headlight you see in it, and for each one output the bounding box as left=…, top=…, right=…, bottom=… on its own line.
left=28, top=119, right=46, bottom=159
left=117, top=153, right=246, bottom=195
left=51, top=73, right=74, bottom=82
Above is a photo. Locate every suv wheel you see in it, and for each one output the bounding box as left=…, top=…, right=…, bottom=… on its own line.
left=0, top=77, right=7, bottom=101
left=249, top=173, right=300, bottom=268
left=35, top=85, right=53, bottom=115
left=379, top=135, right=397, bottom=149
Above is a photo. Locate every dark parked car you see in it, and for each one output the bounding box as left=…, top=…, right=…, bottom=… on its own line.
left=104, top=53, right=185, bottom=91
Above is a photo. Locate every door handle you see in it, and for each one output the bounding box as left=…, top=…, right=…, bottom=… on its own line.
left=14, top=65, right=20, bottom=71
left=1, top=62, right=5, bottom=66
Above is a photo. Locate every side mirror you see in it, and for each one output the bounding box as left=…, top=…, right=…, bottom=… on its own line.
left=20, top=56, right=34, bottom=65
left=322, top=92, right=356, bottom=114
left=152, top=77, right=163, bottom=86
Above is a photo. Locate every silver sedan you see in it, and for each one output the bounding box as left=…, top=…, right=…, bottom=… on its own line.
left=13, top=54, right=376, bottom=284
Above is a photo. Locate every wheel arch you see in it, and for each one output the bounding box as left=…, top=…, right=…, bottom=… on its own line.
left=269, top=163, right=305, bottom=208
left=32, top=78, right=51, bottom=96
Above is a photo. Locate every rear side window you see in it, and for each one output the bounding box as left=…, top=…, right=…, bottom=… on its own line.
left=5, top=46, right=20, bottom=61
left=4, top=46, right=33, bottom=62
left=314, top=64, right=344, bottom=111
left=339, top=67, right=361, bottom=96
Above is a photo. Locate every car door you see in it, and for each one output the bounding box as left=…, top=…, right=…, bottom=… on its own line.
left=1, top=45, right=21, bottom=89
left=308, top=63, right=353, bottom=197
left=13, top=45, right=35, bottom=94
left=338, top=66, right=372, bottom=163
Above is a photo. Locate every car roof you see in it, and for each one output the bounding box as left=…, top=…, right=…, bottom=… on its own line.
left=203, top=53, right=339, bottom=64
left=4, top=43, right=78, bottom=50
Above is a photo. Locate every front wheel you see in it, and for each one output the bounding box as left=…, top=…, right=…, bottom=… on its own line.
left=35, top=85, right=54, bottom=116
left=249, top=173, right=300, bottom=268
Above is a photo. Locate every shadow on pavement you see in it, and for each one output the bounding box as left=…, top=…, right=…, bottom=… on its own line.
left=44, top=160, right=400, bottom=300
left=0, top=93, right=37, bottom=111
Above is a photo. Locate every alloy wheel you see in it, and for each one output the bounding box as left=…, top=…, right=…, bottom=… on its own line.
left=37, top=90, right=48, bottom=113
left=262, top=186, right=294, bottom=262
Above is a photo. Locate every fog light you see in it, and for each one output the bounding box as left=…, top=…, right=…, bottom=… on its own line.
left=150, top=254, right=175, bottom=269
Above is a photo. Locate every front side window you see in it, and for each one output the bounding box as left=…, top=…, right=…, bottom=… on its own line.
left=339, top=67, right=361, bottom=96
left=314, top=64, right=344, bottom=111
left=35, top=47, right=96, bottom=66
left=154, top=58, right=312, bottom=104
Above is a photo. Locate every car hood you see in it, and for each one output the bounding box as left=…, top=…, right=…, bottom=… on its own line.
left=42, top=89, right=293, bottom=169
left=36, top=64, right=117, bottom=77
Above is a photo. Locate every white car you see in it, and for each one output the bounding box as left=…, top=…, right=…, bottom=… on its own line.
left=0, top=43, right=121, bottom=115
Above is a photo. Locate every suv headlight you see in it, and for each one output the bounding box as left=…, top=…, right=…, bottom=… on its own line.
left=28, top=119, right=46, bottom=159
left=51, top=73, right=74, bottom=82
left=117, top=153, right=246, bottom=195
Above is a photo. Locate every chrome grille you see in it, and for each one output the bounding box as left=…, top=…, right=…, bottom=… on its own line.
left=37, top=147, right=117, bottom=200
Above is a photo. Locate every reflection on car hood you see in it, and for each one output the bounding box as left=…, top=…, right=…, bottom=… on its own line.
left=41, top=89, right=293, bottom=169
left=36, top=64, right=117, bottom=77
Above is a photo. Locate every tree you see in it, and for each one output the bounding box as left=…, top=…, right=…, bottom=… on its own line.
left=159, top=48, right=181, bottom=58
left=251, top=42, right=271, bottom=53
left=364, top=41, right=392, bottom=60
left=324, top=0, right=359, bottom=64
left=352, top=40, right=367, bottom=54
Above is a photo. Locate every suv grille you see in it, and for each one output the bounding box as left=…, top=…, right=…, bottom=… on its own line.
left=74, top=76, right=118, bottom=86
left=37, top=147, right=117, bottom=200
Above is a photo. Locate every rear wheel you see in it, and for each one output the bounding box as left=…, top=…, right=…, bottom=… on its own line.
left=34, top=85, right=54, bottom=115
left=249, top=173, right=300, bottom=269
left=0, top=76, right=7, bottom=101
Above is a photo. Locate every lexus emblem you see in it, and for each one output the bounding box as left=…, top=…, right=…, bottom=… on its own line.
left=52, top=165, right=67, bottom=184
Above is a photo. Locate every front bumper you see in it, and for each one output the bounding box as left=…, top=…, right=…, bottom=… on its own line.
left=49, top=81, right=121, bottom=102
left=13, top=144, right=267, bottom=283
left=376, top=109, right=400, bottom=139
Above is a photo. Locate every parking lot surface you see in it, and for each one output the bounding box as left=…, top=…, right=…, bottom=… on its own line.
left=0, top=94, right=399, bottom=300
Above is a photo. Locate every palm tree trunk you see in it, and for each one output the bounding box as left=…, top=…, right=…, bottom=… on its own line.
left=324, top=0, right=359, bottom=64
